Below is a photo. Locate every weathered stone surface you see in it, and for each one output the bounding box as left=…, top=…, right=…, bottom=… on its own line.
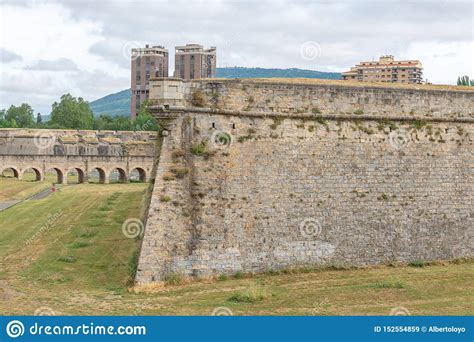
left=0, top=129, right=158, bottom=183
left=136, top=79, right=474, bottom=283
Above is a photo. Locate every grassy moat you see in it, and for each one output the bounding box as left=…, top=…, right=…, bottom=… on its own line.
left=0, top=176, right=472, bottom=315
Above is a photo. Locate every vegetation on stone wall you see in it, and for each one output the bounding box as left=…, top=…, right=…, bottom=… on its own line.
left=190, top=141, right=209, bottom=155
left=191, top=90, right=207, bottom=107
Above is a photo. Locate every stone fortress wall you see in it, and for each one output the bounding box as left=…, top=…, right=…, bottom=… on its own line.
left=0, top=129, right=158, bottom=183
left=136, top=78, right=474, bottom=283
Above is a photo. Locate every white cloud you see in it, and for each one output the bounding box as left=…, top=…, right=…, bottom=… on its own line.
left=0, top=0, right=472, bottom=114
left=0, top=47, right=22, bottom=63
left=25, top=58, right=79, bottom=71
left=405, top=41, right=474, bottom=85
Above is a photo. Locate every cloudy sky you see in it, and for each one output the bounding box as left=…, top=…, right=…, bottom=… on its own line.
left=0, top=0, right=472, bottom=114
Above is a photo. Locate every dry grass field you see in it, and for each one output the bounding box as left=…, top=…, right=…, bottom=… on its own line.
left=0, top=177, right=472, bottom=316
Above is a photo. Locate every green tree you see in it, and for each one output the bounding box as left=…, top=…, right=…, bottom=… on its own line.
left=93, top=114, right=133, bottom=131
left=457, top=75, right=473, bottom=86
left=50, top=94, right=94, bottom=129
left=0, top=109, right=7, bottom=128
left=132, top=101, right=159, bottom=131
left=5, top=103, right=34, bottom=127
left=36, top=113, right=42, bottom=124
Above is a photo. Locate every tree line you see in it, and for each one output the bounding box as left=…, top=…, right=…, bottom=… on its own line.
left=457, top=75, right=473, bottom=86
left=0, top=94, right=159, bottom=131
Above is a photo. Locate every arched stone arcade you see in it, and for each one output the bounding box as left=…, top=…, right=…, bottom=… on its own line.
left=0, top=166, right=20, bottom=179
left=65, top=167, right=86, bottom=184
left=130, top=167, right=147, bottom=182
left=1, top=164, right=151, bottom=184
left=46, top=167, right=64, bottom=184
left=0, top=129, right=157, bottom=186
left=21, top=167, right=43, bottom=181
left=109, top=167, right=127, bottom=183
left=88, top=167, right=107, bottom=184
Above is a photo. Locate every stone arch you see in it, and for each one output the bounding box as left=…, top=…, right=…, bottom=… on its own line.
left=0, top=166, right=20, bottom=179
left=21, top=167, right=43, bottom=181
left=66, top=167, right=86, bottom=184
left=109, top=167, right=127, bottom=183
left=46, top=167, right=64, bottom=184
left=89, top=167, right=106, bottom=184
left=130, top=167, right=147, bottom=182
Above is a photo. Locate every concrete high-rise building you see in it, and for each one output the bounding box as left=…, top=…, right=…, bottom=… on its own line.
left=173, top=44, right=216, bottom=80
left=131, top=44, right=169, bottom=119
left=342, top=55, right=423, bottom=84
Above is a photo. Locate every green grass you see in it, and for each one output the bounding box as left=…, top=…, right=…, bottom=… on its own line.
left=0, top=170, right=104, bottom=202
left=0, top=176, right=50, bottom=201
left=57, top=256, right=77, bottom=263
left=164, top=272, right=186, bottom=286
left=369, top=281, right=406, bottom=289
left=0, top=179, right=473, bottom=315
left=228, top=285, right=269, bottom=303
left=408, top=260, right=427, bottom=268
left=0, top=181, right=148, bottom=314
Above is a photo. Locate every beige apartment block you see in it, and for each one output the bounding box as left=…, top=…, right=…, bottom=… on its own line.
left=131, top=44, right=169, bottom=119
left=174, top=44, right=216, bottom=80
left=342, top=55, right=423, bottom=84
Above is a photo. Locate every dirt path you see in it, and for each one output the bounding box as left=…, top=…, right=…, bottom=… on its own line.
left=0, top=200, right=21, bottom=211
left=0, top=186, right=58, bottom=212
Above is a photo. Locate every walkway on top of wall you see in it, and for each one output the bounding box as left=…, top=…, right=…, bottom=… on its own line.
left=150, top=105, right=474, bottom=124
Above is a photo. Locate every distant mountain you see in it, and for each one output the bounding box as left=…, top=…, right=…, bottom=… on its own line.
left=217, top=67, right=341, bottom=79
left=89, top=89, right=131, bottom=117
left=89, top=67, right=341, bottom=117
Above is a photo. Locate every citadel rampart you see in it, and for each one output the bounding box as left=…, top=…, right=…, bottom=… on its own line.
left=136, top=78, right=473, bottom=283
left=0, top=129, right=158, bottom=183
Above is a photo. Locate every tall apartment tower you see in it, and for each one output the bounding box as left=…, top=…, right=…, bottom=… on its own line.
left=131, top=45, right=169, bottom=119
left=173, top=44, right=216, bottom=80
left=342, top=55, right=423, bottom=84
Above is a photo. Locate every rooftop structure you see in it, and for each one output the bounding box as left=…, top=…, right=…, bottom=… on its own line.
left=342, top=55, right=423, bottom=84
left=174, top=44, right=216, bottom=80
